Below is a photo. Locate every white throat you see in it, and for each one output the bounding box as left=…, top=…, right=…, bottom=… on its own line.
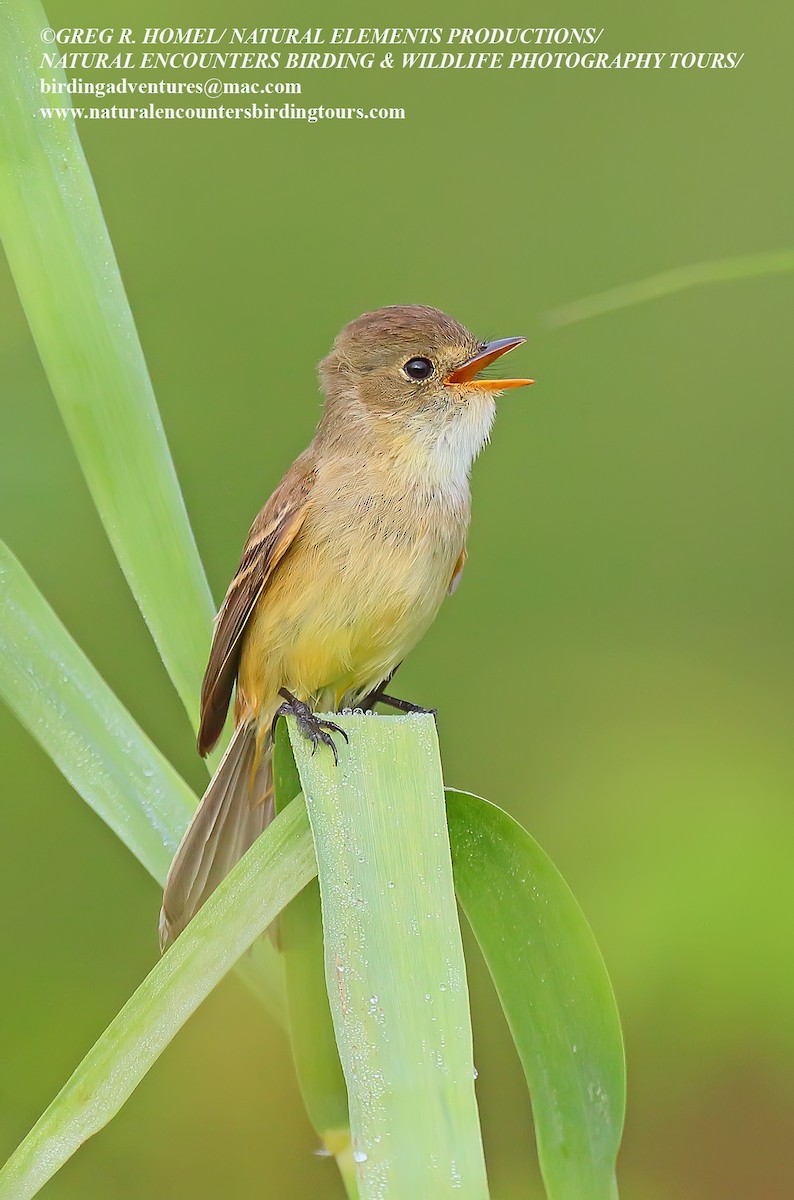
left=410, top=395, right=496, bottom=498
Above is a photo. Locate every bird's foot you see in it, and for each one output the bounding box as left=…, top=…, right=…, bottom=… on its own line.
left=272, top=688, right=349, bottom=764
left=363, top=689, right=438, bottom=722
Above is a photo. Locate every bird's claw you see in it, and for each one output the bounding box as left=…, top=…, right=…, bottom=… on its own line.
left=273, top=689, right=349, bottom=764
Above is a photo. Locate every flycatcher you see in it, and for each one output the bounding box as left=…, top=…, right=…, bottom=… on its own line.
left=160, top=305, right=532, bottom=949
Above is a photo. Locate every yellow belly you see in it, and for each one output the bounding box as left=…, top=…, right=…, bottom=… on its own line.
left=237, top=506, right=462, bottom=719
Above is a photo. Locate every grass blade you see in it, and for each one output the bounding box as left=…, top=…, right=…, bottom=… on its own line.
left=272, top=726, right=355, bottom=1195
left=0, top=538, right=192, bottom=877
left=545, top=247, right=794, bottom=327
left=289, top=713, right=489, bottom=1200
left=447, top=790, right=625, bottom=1200
left=0, top=538, right=285, bottom=1019
left=0, top=798, right=316, bottom=1200
left=0, top=0, right=215, bottom=727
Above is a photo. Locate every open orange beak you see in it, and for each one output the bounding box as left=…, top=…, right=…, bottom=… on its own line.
left=445, top=337, right=534, bottom=391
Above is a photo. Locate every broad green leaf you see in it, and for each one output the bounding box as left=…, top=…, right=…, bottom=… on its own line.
left=447, top=790, right=625, bottom=1200
left=0, top=0, right=215, bottom=730
left=0, top=538, right=285, bottom=1019
left=0, top=798, right=316, bottom=1200
left=290, top=714, right=489, bottom=1200
left=272, top=726, right=355, bottom=1194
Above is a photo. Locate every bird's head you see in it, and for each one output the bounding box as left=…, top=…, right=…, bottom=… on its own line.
left=320, top=304, right=532, bottom=414
left=317, top=305, right=533, bottom=476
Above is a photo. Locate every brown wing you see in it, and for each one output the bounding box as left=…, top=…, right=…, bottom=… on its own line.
left=197, top=453, right=315, bottom=755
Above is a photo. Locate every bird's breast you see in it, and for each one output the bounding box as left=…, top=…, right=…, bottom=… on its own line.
left=306, top=474, right=468, bottom=620
left=239, top=469, right=469, bottom=709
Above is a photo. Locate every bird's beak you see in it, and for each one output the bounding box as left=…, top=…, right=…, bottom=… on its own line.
left=445, top=337, right=534, bottom=391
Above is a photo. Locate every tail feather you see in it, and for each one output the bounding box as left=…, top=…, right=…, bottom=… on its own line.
left=159, top=721, right=273, bottom=951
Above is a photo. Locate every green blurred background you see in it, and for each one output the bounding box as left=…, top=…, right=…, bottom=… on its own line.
left=2, top=0, right=792, bottom=1195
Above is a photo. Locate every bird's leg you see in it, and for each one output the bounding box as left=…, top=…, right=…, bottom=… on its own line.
left=272, top=688, right=349, bottom=765
left=366, top=690, right=438, bottom=719
left=361, top=667, right=437, bottom=720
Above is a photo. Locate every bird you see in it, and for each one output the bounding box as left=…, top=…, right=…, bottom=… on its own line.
left=159, top=305, right=533, bottom=949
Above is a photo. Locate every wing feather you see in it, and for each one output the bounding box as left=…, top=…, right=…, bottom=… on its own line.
left=448, top=545, right=467, bottom=595
left=197, top=454, right=315, bottom=755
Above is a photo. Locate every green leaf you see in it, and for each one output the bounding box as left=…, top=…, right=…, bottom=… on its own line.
left=0, top=0, right=215, bottom=730
left=447, top=790, right=625, bottom=1200
left=0, top=538, right=192, bottom=877
left=289, top=714, right=490, bottom=1200
left=0, top=537, right=285, bottom=1020
left=272, top=726, right=351, bottom=1157
left=0, top=798, right=316, bottom=1200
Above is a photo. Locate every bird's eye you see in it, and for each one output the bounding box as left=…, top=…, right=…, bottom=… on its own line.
left=403, top=356, right=434, bottom=381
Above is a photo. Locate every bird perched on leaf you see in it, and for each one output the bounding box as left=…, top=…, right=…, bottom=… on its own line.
left=160, top=305, right=533, bottom=949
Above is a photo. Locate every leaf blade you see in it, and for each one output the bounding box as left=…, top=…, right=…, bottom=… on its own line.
left=0, top=799, right=315, bottom=1200
left=0, top=538, right=192, bottom=878
left=290, top=714, right=490, bottom=1200
left=0, top=0, right=215, bottom=728
left=272, top=725, right=351, bottom=1148
left=545, top=247, right=794, bottom=327
left=447, top=789, right=625, bottom=1200
left=0, top=537, right=285, bottom=1020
